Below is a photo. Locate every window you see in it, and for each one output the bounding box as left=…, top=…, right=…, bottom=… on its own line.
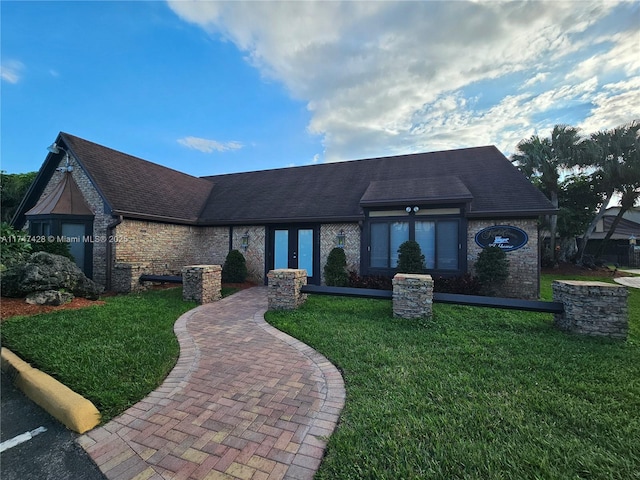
left=368, top=215, right=462, bottom=273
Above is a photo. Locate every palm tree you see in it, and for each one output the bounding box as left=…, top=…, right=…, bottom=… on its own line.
left=512, top=125, right=584, bottom=264
left=576, top=121, right=640, bottom=263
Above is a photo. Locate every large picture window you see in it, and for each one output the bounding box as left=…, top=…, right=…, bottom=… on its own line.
left=368, top=215, right=462, bottom=274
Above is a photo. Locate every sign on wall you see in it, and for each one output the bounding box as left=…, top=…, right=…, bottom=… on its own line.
left=475, top=225, right=528, bottom=252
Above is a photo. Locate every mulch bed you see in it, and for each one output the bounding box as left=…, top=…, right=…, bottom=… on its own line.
left=1, top=282, right=258, bottom=321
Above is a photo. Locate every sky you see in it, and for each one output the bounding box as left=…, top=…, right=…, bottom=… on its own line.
left=1, top=0, right=638, bottom=178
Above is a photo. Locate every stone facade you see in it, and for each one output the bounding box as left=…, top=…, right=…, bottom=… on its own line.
left=230, top=226, right=266, bottom=284
left=552, top=280, right=628, bottom=340
left=267, top=269, right=308, bottom=310
left=320, top=223, right=361, bottom=284
left=182, top=265, right=222, bottom=304
left=467, top=219, right=539, bottom=299
left=392, top=273, right=434, bottom=319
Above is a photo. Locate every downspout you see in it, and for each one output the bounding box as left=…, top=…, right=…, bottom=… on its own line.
left=106, top=215, right=123, bottom=290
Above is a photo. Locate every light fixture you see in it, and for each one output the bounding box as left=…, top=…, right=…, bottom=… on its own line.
left=630, top=235, right=637, bottom=246
left=413, top=206, right=420, bottom=213
left=405, top=206, right=412, bottom=213
left=47, top=142, right=73, bottom=172
left=241, top=231, right=250, bottom=251
left=336, top=229, right=346, bottom=248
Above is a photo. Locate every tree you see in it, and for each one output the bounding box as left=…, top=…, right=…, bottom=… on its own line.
left=511, top=125, right=584, bottom=264
left=396, top=240, right=425, bottom=273
left=324, top=247, right=349, bottom=286
left=475, top=246, right=509, bottom=296
left=596, top=184, right=640, bottom=259
left=0, top=171, right=38, bottom=223
left=222, top=249, right=247, bottom=283
left=576, top=121, right=640, bottom=263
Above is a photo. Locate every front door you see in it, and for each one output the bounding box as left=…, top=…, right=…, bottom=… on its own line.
left=269, top=226, right=319, bottom=284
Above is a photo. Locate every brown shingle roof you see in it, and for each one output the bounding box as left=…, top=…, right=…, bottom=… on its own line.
left=60, top=133, right=213, bottom=223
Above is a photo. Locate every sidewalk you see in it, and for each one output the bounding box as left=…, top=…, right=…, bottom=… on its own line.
left=78, top=287, right=345, bottom=480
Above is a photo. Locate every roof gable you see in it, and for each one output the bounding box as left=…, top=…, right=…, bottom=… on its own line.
left=25, top=172, right=93, bottom=216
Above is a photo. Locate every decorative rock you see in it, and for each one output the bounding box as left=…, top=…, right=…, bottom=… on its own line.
left=25, top=290, right=74, bottom=306
left=1, top=252, right=102, bottom=299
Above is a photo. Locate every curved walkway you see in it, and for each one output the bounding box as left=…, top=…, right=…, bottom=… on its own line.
left=78, top=287, right=345, bottom=480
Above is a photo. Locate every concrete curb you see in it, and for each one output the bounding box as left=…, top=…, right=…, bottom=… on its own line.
left=1, top=347, right=101, bottom=434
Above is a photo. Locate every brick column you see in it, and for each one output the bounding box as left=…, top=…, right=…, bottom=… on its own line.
left=392, top=273, right=434, bottom=319
left=182, top=265, right=222, bottom=304
left=552, top=280, right=628, bottom=340
left=112, top=263, right=148, bottom=293
left=267, top=269, right=307, bottom=310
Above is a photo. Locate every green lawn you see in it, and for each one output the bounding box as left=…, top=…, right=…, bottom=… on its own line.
left=1, top=288, right=196, bottom=421
left=265, top=275, right=640, bottom=479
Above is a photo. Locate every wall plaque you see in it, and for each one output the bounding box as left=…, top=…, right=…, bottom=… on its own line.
left=475, top=225, right=528, bottom=252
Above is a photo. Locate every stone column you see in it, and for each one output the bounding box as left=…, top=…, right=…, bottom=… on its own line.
left=182, top=265, right=222, bottom=304
left=552, top=280, right=628, bottom=340
left=392, top=273, right=434, bottom=319
left=112, top=263, right=148, bottom=293
left=267, top=269, right=307, bottom=310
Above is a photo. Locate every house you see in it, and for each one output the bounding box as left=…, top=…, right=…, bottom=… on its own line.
left=13, top=132, right=555, bottom=298
left=580, top=207, right=640, bottom=266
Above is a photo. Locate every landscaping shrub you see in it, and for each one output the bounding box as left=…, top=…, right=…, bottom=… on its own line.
left=30, top=238, right=74, bottom=261
left=222, top=249, right=247, bottom=283
left=396, top=240, right=425, bottom=273
left=0, top=222, right=31, bottom=269
left=324, top=247, right=349, bottom=287
left=474, top=246, right=510, bottom=296
left=434, top=274, right=482, bottom=295
left=348, top=271, right=393, bottom=290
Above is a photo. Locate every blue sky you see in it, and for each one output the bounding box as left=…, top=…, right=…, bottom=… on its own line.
left=1, top=1, right=638, bottom=178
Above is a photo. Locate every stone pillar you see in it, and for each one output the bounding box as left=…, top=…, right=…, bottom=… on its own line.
left=182, top=265, right=222, bottom=304
left=267, top=269, right=307, bottom=310
left=392, top=273, right=434, bottom=319
left=112, top=263, right=148, bottom=293
left=552, top=280, right=628, bottom=340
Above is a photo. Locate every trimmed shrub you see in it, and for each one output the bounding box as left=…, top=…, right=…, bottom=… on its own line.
left=222, top=249, right=247, bottom=283
left=30, top=239, right=74, bottom=261
left=324, top=247, right=349, bottom=287
left=474, top=246, right=510, bottom=296
left=397, top=240, right=425, bottom=274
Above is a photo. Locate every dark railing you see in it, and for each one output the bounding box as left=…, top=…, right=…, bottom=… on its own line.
left=300, top=285, right=563, bottom=314
left=139, top=274, right=183, bottom=284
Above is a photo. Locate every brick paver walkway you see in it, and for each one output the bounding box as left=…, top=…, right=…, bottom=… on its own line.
left=78, top=287, right=345, bottom=480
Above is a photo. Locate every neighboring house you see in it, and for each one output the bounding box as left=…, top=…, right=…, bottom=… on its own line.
left=580, top=207, right=640, bottom=266
left=13, top=132, right=555, bottom=298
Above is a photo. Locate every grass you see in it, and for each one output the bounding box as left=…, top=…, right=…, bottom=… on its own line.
left=1, top=287, right=196, bottom=421
left=265, top=274, right=640, bottom=479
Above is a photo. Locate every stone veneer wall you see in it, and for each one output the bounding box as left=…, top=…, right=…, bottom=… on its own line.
left=467, top=219, right=539, bottom=299
left=182, top=265, right=222, bottom=304
left=320, top=223, right=361, bottom=285
left=113, top=220, right=228, bottom=278
left=28, top=155, right=112, bottom=287
left=552, top=280, right=628, bottom=340
left=230, top=226, right=266, bottom=284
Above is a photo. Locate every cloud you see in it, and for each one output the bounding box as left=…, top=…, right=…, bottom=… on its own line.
left=177, top=136, right=243, bottom=153
left=168, top=1, right=638, bottom=161
left=1, top=60, right=24, bottom=84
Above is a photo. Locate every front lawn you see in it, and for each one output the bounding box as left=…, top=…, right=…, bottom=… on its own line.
left=1, top=288, right=196, bottom=421
left=265, top=275, right=640, bottom=479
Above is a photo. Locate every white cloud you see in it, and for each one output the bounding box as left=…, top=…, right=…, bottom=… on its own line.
left=1, top=60, right=24, bottom=84
left=177, top=136, right=243, bottom=153
left=168, top=0, right=637, bottom=161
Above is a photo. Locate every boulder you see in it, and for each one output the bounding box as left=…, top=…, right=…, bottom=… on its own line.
left=26, top=290, right=74, bottom=306
left=1, top=252, right=103, bottom=300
